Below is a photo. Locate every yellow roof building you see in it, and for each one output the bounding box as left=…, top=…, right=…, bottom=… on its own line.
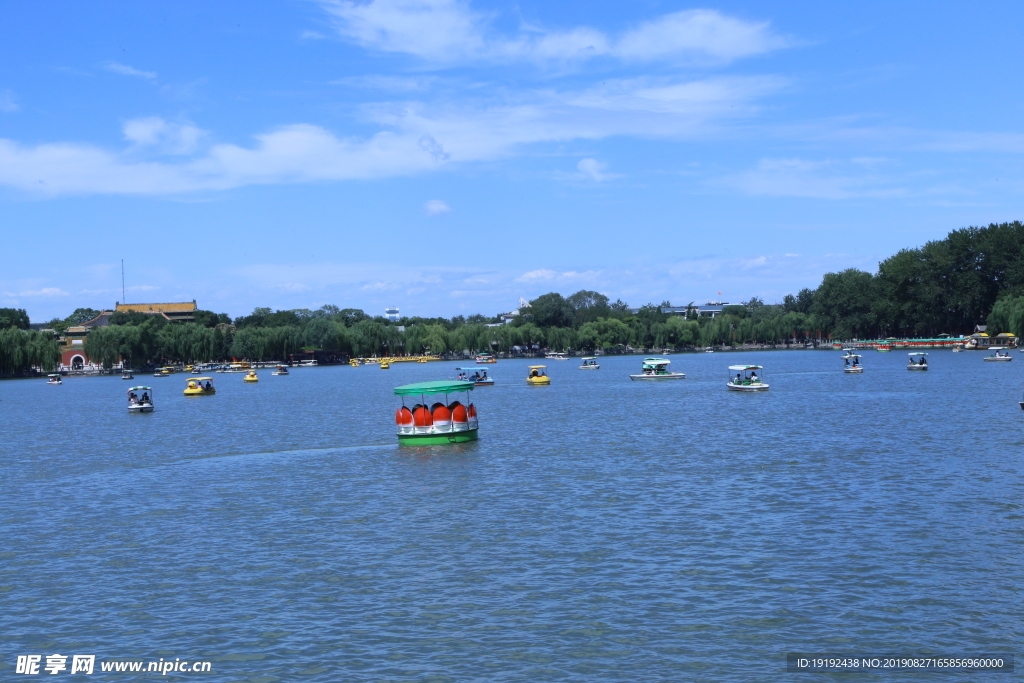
left=115, top=300, right=197, bottom=321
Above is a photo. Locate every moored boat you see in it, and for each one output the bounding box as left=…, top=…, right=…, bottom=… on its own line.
left=629, top=357, right=685, bottom=380
left=475, top=353, right=497, bottom=364
left=579, top=357, right=600, bottom=370
left=544, top=352, right=569, bottom=361
left=727, top=365, right=769, bottom=391
left=127, top=386, right=154, bottom=413
left=527, top=365, right=550, bottom=385
left=907, top=352, right=928, bottom=370
left=394, top=380, right=479, bottom=445
left=184, top=376, right=216, bottom=395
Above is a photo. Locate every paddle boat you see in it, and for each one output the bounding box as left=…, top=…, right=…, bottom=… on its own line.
left=126, top=386, right=154, bottom=413
left=544, top=352, right=569, bottom=361
left=527, top=365, right=550, bottom=385
left=475, top=352, right=496, bottom=364
left=843, top=354, right=863, bottom=373
left=394, top=380, right=479, bottom=445
left=121, top=369, right=134, bottom=380
left=272, top=365, right=289, bottom=375
left=579, top=357, right=600, bottom=370
left=417, top=358, right=428, bottom=363
left=380, top=361, right=390, bottom=369
left=349, top=358, right=361, bottom=367
left=457, top=367, right=494, bottom=386
left=630, top=357, right=685, bottom=380
left=907, top=352, right=928, bottom=370
left=153, top=366, right=173, bottom=378
left=727, top=365, right=769, bottom=391
left=46, top=373, right=62, bottom=385
left=243, top=370, right=259, bottom=382
left=184, top=376, right=216, bottom=396
left=984, top=348, right=1013, bottom=362
left=877, top=345, right=892, bottom=352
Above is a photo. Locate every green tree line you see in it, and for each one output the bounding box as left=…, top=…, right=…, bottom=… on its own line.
left=13, top=219, right=1024, bottom=371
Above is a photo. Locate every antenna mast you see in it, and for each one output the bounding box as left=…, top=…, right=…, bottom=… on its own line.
left=121, top=259, right=126, bottom=305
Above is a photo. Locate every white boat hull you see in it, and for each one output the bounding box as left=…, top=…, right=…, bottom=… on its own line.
left=630, top=373, right=686, bottom=380
left=844, top=367, right=864, bottom=373
left=128, top=404, right=154, bottom=413
left=907, top=365, right=928, bottom=370
left=984, top=357, right=1012, bottom=362
left=727, top=382, right=769, bottom=391
left=579, top=365, right=600, bottom=370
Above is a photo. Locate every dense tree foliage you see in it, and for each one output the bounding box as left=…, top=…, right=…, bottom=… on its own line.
left=0, top=328, right=61, bottom=374
left=0, top=308, right=30, bottom=329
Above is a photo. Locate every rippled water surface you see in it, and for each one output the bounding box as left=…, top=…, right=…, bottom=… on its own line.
left=3, top=352, right=1022, bottom=681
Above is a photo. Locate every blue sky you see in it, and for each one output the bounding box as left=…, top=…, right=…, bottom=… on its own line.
left=4, top=1, right=1024, bottom=322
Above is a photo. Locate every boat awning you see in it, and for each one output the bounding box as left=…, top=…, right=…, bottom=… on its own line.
left=642, top=360, right=671, bottom=366
left=907, top=353, right=927, bottom=356
left=581, top=357, right=596, bottom=360
left=126, top=386, right=152, bottom=392
left=394, top=380, right=475, bottom=396
left=528, top=365, right=546, bottom=369
left=728, top=365, right=763, bottom=371
left=47, top=373, right=61, bottom=377
left=187, top=376, right=214, bottom=381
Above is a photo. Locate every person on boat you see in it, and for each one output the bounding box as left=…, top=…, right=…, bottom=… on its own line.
left=141, top=392, right=149, bottom=403
left=205, top=381, right=212, bottom=391
left=735, top=373, right=742, bottom=383
left=750, top=371, right=758, bottom=380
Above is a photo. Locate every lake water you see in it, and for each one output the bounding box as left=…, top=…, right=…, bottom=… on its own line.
left=2, top=351, right=1021, bottom=681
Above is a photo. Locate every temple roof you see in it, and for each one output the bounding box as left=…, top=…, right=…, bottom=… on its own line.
left=116, top=301, right=197, bottom=313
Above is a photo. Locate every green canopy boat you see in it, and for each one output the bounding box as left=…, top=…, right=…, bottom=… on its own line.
left=394, top=380, right=479, bottom=445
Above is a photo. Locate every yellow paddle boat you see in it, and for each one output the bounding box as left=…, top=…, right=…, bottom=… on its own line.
left=184, top=376, right=216, bottom=396
left=527, top=365, right=550, bottom=385
left=243, top=370, right=259, bottom=382
left=380, top=361, right=390, bottom=369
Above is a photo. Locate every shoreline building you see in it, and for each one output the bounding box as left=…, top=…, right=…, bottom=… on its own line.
left=59, top=300, right=199, bottom=370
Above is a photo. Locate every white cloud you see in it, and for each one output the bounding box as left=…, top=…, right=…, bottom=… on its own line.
left=104, top=62, right=157, bottom=80
left=319, top=1, right=789, bottom=65
left=577, top=158, right=618, bottom=182
left=123, top=117, right=205, bottom=155
left=517, top=269, right=557, bottom=282
left=0, top=89, right=18, bottom=113
left=5, top=287, right=70, bottom=297
left=424, top=199, right=450, bottom=215
left=721, top=157, right=908, bottom=199
left=615, top=10, right=790, bottom=62
left=0, top=74, right=784, bottom=195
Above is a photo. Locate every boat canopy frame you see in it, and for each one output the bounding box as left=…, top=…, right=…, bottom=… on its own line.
left=394, top=380, right=475, bottom=397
